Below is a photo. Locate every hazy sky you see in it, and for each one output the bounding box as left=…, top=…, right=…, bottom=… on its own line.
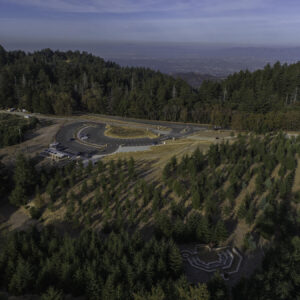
left=1, top=0, right=300, bottom=46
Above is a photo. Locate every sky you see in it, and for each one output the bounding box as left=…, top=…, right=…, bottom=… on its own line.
left=1, top=0, right=300, bottom=47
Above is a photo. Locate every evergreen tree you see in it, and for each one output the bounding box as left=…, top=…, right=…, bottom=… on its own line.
left=168, top=242, right=183, bottom=277
left=41, top=287, right=64, bottom=300
left=191, top=190, right=202, bottom=209
left=9, top=154, right=37, bottom=206
left=177, top=283, right=210, bottom=300
left=213, top=220, right=228, bottom=244
left=8, top=258, right=33, bottom=295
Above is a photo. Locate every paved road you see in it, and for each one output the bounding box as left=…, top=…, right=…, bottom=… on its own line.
left=56, top=120, right=205, bottom=156
left=1, top=110, right=207, bottom=156
left=56, top=122, right=160, bottom=156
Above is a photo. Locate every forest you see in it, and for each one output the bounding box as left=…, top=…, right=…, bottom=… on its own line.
left=1, top=45, right=300, bottom=131
left=0, top=113, right=39, bottom=148
left=0, top=133, right=299, bottom=299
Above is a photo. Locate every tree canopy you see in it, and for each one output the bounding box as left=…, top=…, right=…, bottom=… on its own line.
left=1, top=45, right=300, bottom=131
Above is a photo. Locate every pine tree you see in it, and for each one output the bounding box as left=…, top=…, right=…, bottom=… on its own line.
left=196, top=217, right=211, bottom=244
left=41, top=287, right=63, bottom=300
left=8, top=258, right=33, bottom=295
left=128, top=157, right=135, bottom=179
left=102, top=275, right=115, bottom=300
left=168, top=242, right=183, bottom=277
left=213, top=220, right=228, bottom=244
left=134, top=286, right=166, bottom=300
left=81, top=181, right=88, bottom=196
left=191, top=190, right=201, bottom=209
left=86, top=160, right=93, bottom=174
left=46, top=179, right=56, bottom=202
left=285, top=153, right=296, bottom=170
left=9, top=154, right=37, bottom=206
left=177, top=283, right=210, bottom=300
left=152, top=189, right=161, bottom=211
left=173, top=218, right=185, bottom=242
left=9, top=184, right=26, bottom=207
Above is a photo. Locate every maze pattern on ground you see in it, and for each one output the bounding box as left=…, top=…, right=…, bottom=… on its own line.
left=181, top=245, right=243, bottom=280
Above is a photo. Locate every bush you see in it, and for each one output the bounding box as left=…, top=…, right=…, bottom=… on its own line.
left=29, top=206, right=42, bottom=219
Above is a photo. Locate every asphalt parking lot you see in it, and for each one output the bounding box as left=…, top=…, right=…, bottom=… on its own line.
left=55, top=122, right=100, bottom=156
left=55, top=120, right=206, bottom=157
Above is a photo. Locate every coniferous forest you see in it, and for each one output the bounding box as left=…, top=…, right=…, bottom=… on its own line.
left=0, top=133, right=299, bottom=299
left=1, top=45, right=300, bottom=132
left=0, top=46, right=300, bottom=299
left=0, top=113, right=39, bottom=148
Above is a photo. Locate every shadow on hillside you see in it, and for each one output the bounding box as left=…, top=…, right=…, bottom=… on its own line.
left=226, top=218, right=238, bottom=237
left=0, top=201, right=38, bottom=233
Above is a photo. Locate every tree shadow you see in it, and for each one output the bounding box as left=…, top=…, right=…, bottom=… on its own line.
left=225, top=217, right=238, bottom=240
left=0, top=201, right=38, bottom=233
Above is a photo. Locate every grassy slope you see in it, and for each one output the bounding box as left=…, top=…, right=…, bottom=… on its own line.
left=20, top=133, right=298, bottom=252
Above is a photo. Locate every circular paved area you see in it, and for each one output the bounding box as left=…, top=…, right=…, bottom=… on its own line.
left=56, top=120, right=206, bottom=157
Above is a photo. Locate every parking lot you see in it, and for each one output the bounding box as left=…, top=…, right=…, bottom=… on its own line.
left=54, top=119, right=206, bottom=159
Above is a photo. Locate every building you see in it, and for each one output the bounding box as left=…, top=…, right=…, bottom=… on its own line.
left=45, top=147, right=70, bottom=161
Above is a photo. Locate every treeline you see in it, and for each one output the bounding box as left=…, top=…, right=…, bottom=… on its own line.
left=209, top=108, right=300, bottom=132
left=0, top=45, right=196, bottom=120
left=1, top=45, right=300, bottom=131
left=200, top=62, right=300, bottom=112
left=0, top=113, right=39, bottom=148
left=198, top=62, right=300, bottom=130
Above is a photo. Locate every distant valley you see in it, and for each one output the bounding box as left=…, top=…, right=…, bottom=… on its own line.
left=3, top=41, right=300, bottom=77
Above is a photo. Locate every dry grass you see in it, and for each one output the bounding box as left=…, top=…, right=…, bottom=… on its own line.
left=229, top=220, right=250, bottom=249
left=104, top=124, right=158, bottom=139
left=77, top=113, right=170, bottom=131
left=35, top=136, right=219, bottom=230
left=103, top=138, right=214, bottom=181
left=0, top=120, right=64, bottom=165
left=104, top=129, right=235, bottom=182
left=188, top=129, right=235, bottom=139
left=0, top=204, right=35, bottom=232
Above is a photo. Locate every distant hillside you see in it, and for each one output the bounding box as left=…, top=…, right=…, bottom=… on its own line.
left=1, top=45, right=300, bottom=131
left=172, top=72, right=222, bottom=88
left=0, top=44, right=196, bottom=120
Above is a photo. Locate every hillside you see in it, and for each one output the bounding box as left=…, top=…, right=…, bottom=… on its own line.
left=0, top=132, right=299, bottom=299
left=0, top=45, right=300, bottom=299
left=0, top=113, right=39, bottom=148
left=0, top=45, right=196, bottom=120
left=1, top=45, right=300, bottom=131
left=171, top=72, right=222, bottom=88
left=23, top=133, right=300, bottom=245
